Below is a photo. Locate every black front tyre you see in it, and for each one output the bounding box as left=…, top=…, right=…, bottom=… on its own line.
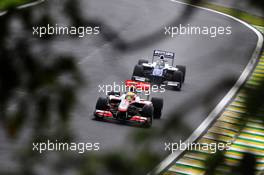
left=151, top=97, right=163, bottom=119
left=132, top=65, right=144, bottom=77
left=95, top=97, right=108, bottom=110
left=95, top=97, right=108, bottom=120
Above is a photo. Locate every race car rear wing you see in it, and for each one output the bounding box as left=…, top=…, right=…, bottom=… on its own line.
left=153, top=50, right=175, bottom=65
left=125, top=80, right=151, bottom=100
left=125, top=80, right=150, bottom=92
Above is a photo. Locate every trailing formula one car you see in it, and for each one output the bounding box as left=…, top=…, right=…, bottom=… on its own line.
left=94, top=80, right=163, bottom=127
left=132, top=50, right=186, bottom=90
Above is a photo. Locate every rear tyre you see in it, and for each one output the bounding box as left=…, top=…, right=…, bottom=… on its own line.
left=141, top=105, right=153, bottom=127
left=138, top=59, right=148, bottom=65
left=176, top=65, right=186, bottom=83
left=151, top=97, right=163, bottom=119
left=132, top=65, right=144, bottom=77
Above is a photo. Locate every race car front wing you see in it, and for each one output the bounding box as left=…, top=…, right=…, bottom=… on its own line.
left=95, top=110, right=148, bottom=123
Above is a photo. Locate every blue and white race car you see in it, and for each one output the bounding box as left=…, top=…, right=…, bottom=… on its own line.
left=132, top=50, right=186, bottom=90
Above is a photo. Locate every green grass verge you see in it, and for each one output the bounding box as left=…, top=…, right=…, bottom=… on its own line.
left=254, top=26, right=264, bottom=33
left=0, top=0, right=33, bottom=11
left=197, top=2, right=264, bottom=27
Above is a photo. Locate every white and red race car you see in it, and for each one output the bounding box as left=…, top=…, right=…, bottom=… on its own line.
left=94, top=80, right=163, bottom=127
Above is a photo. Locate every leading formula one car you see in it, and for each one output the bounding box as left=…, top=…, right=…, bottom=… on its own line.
left=94, top=80, right=163, bottom=127
left=132, top=50, right=186, bottom=90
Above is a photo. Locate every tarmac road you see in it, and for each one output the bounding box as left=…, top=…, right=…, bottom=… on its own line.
left=71, top=0, right=258, bottom=152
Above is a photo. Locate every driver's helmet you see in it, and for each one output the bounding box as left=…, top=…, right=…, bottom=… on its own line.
left=128, top=86, right=136, bottom=93
left=157, top=55, right=165, bottom=68
left=125, top=91, right=136, bottom=101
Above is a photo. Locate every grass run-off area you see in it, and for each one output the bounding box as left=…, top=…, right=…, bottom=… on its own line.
left=199, top=2, right=264, bottom=27
left=0, top=0, right=33, bottom=11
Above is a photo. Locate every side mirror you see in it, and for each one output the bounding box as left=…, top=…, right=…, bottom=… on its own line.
left=107, top=91, right=121, bottom=96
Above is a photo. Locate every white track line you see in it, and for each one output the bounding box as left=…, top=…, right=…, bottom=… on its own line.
left=0, top=0, right=44, bottom=17
left=149, top=0, right=264, bottom=174
left=17, top=0, right=45, bottom=9
left=0, top=11, right=7, bottom=16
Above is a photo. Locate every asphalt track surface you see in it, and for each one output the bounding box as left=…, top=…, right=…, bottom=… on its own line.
left=0, top=0, right=260, bottom=171
left=73, top=0, right=257, bottom=150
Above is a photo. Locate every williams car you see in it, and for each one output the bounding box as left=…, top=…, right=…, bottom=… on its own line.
left=132, top=50, right=186, bottom=90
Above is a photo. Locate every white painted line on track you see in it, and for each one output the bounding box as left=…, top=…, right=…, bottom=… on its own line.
left=0, top=11, right=7, bottom=16
left=17, top=0, right=45, bottom=9
left=0, top=0, right=45, bottom=17
left=149, top=0, right=264, bottom=174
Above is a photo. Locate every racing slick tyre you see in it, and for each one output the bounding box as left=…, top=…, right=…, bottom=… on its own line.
left=132, top=65, right=144, bottom=77
left=141, top=105, right=153, bottom=127
left=95, top=97, right=108, bottom=110
left=94, top=97, right=108, bottom=120
left=138, top=59, right=148, bottom=65
left=176, top=65, right=186, bottom=83
left=151, top=97, right=163, bottom=119
left=171, top=71, right=183, bottom=91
